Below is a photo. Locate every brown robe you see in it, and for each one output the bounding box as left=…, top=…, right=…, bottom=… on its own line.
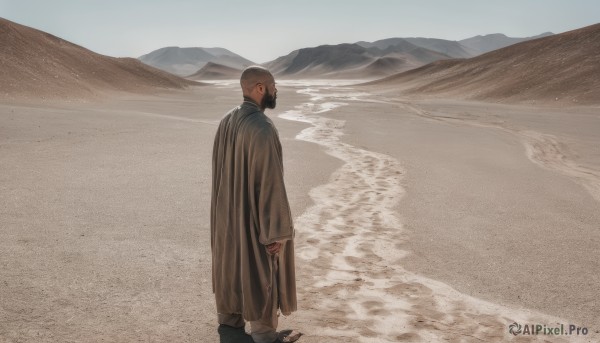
left=211, top=100, right=297, bottom=321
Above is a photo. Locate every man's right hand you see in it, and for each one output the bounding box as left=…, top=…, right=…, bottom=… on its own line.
left=266, top=241, right=282, bottom=255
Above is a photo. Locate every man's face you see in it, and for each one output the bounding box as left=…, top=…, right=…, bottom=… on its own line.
left=261, top=77, right=277, bottom=110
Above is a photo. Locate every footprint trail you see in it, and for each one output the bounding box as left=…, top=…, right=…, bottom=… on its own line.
left=278, top=83, right=588, bottom=343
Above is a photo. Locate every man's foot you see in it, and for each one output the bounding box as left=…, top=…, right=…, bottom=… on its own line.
left=277, top=329, right=302, bottom=342
left=218, top=323, right=245, bottom=330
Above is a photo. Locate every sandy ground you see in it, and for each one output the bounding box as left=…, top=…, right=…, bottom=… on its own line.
left=0, top=86, right=335, bottom=343
left=1, top=82, right=599, bottom=342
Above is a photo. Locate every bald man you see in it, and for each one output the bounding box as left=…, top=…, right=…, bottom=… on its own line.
left=211, top=66, right=298, bottom=343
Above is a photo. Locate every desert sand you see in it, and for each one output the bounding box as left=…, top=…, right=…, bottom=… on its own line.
left=1, top=80, right=599, bottom=342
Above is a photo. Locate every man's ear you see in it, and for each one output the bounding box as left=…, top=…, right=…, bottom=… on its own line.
left=256, top=83, right=264, bottom=95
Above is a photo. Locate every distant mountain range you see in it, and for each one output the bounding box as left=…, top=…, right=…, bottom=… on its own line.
left=264, top=33, right=555, bottom=79
left=138, top=47, right=254, bottom=77
left=140, top=32, right=554, bottom=80
left=357, top=37, right=474, bottom=58
left=366, top=24, right=599, bottom=104
left=263, top=42, right=451, bottom=79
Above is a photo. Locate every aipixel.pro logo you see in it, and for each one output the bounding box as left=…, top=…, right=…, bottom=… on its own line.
left=508, top=321, right=588, bottom=336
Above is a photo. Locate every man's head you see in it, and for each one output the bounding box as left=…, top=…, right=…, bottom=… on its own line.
left=240, top=66, right=277, bottom=111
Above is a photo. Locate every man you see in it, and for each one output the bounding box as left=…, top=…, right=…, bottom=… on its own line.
left=210, top=66, right=298, bottom=343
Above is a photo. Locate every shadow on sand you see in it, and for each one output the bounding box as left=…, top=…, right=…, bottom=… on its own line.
left=218, top=324, right=255, bottom=343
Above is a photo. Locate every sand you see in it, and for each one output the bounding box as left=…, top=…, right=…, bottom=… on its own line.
left=0, top=85, right=336, bottom=342
left=275, top=82, right=599, bottom=342
left=1, top=82, right=599, bottom=342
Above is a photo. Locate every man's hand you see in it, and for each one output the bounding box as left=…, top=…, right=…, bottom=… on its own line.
left=266, top=241, right=282, bottom=255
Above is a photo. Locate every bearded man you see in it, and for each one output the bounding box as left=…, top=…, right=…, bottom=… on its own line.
left=210, top=66, right=299, bottom=343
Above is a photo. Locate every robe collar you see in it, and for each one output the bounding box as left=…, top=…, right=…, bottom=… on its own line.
left=242, top=96, right=262, bottom=111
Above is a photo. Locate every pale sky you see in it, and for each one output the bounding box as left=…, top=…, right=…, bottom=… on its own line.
left=1, top=0, right=599, bottom=63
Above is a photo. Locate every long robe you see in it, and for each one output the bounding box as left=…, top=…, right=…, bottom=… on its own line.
left=210, top=100, right=297, bottom=321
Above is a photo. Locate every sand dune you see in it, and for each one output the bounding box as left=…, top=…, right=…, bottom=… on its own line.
left=365, top=23, right=600, bottom=104
left=0, top=18, right=199, bottom=101
left=187, top=62, right=242, bottom=80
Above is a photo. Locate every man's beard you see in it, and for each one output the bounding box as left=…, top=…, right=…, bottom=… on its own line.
left=261, top=88, right=277, bottom=109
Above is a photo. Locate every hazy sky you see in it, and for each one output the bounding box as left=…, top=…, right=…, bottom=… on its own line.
left=1, top=0, right=599, bottom=63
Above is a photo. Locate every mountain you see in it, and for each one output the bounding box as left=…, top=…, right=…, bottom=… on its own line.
left=359, top=37, right=474, bottom=58
left=272, top=44, right=372, bottom=75
left=365, top=23, right=600, bottom=104
left=139, top=47, right=254, bottom=76
left=358, top=33, right=555, bottom=59
left=263, top=42, right=451, bottom=79
left=0, top=17, right=197, bottom=100
left=459, top=32, right=554, bottom=55
left=187, top=62, right=242, bottom=80
left=270, top=31, right=554, bottom=79
left=361, top=57, right=411, bottom=77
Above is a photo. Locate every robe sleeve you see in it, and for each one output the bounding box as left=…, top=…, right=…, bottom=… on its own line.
left=249, top=124, right=294, bottom=245
left=210, top=115, right=229, bottom=253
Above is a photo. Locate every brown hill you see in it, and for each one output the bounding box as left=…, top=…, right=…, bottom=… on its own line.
left=187, top=62, right=242, bottom=80
left=0, top=17, right=199, bottom=100
left=336, top=57, right=415, bottom=79
left=364, top=57, right=409, bottom=75
left=365, top=23, right=600, bottom=105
